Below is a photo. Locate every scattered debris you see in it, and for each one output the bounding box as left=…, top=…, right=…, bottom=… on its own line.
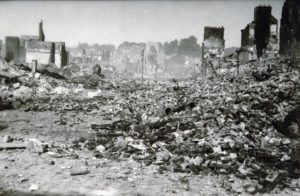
left=0, top=143, right=27, bottom=150
left=70, top=166, right=89, bottom=176
left=29, top=184, right=39, bottom=191
left=2, top=135, right=13, bottom=143
left=27, top=138, right=48, bottom=153
left=0, top=121, right=9, bottom=131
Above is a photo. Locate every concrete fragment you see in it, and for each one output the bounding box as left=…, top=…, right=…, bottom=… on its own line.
left=70, top=166, right=89, bottom=176
left=156, top=151, right=170, bottom=162
left=282, top=138, right=291, bottom=145
left=0, top=121, right=8, bottom=131
left=34, top=72, right=40, bottom=79
left=13, top=83, right=20, bottom=89
left=3, top=135, right=13, bottom=143
left=47, top=151, right=62, bottom=158
left=0, top=143, right=26, bottom=150
left=27, top=138, right=48, bottom=153
left=95, top=145, right=106, bottom=153
left=265, top=170, right=288, bottom=183
left=29, top=184, right=39, bottom=191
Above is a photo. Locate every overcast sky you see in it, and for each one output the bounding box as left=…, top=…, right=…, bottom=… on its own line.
left=0, top=0, right=284, bottom=48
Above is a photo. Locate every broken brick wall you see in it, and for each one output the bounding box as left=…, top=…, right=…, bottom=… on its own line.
left=280, top=0, right=300, bottom=58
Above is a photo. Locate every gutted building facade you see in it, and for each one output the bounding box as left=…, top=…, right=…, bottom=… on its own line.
left=203, top=26, right=225, bottom=59
left=240, top=23, right=257, bottom=62
left=1, top=20, right=68, bottom=68
left=280, top=0, right=300, bottom=58
left=241, top=5, right=279, bottom=62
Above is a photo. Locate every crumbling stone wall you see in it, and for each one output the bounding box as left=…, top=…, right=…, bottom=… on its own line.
left=280, top=0, right=300, bottom=57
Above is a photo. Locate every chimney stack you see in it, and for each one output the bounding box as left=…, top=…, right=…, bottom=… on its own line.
left=39, top=20, right=45, bottom=41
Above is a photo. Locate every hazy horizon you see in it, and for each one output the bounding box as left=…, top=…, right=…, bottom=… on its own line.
left=0, top=0, right=284, bottom=48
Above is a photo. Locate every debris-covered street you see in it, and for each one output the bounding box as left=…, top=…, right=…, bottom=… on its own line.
left=1, top=59, right=300, bottom=195
left=1, top=0, right=300, bottom=195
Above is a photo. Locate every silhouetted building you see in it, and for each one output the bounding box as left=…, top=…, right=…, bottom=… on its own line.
left=240, top=5, right=279, bottom=62
left=280, top=0, right=300, bottom=58
left=203, top=26, right=225, bottom=58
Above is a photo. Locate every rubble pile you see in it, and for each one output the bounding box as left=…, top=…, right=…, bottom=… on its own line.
left=1, top=59, right=300, bottom=193
left=83, top=63, right=300, bottom=193
left=0, top=62, right=115, bottom=111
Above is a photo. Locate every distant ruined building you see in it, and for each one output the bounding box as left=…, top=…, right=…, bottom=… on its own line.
left=1, top=20, right=68, bottom=68
left=240, top=5, right=279, bottom=62
left=280, top=0, right=300, bottom=58
left=142, top=42, right=165, bottom=76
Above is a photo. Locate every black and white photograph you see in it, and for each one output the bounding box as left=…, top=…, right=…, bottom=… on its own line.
left=0, top=0, right=299, bottom=195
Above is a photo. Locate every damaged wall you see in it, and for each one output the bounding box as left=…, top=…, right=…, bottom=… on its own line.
left=280, top=0, right=300, bottom=58
left=203, top=26, right=225, bottom=49
left=25, top=41, right=54, bottom=65
left=25, top=41, right=67, bottom=68
left=240, top=23, right=256, bottom=63
left=254, top=6, right=279, bottom=58
left=54, top=42, right=68, bottom=68
left=5, top=37, right=20, bottom=63
left=241, top=5, right=279, bottom=62
left=203, top=27, right=225, bottom=58
left=19, top=35, right=40, bottom=63
left=241, top=23, right=255, bottom=48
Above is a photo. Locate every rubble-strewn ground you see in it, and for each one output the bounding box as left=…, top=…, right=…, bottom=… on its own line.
left=1, top=61, right=300, bottom=195
left=1, top=110, right=299, bottom=196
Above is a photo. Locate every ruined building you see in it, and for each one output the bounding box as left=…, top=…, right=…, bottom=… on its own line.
left=142, top=42, right=165, bottom=76
left=241, top=5, right=279, bottom=62
left=203, top=26, right=225, bottom=59
left=1, top=20, right=68, bottom=68
left=280, top=0, right=300, bottom=58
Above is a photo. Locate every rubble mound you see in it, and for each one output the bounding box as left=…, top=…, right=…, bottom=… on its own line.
left=85, top=63, right=300, bottom=193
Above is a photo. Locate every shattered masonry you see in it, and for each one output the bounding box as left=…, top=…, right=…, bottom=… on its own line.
left=280, top=0, right=300, bottom=58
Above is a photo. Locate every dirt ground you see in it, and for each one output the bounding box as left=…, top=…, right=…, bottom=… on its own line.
left=0, top=110, right=300, bottom=196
